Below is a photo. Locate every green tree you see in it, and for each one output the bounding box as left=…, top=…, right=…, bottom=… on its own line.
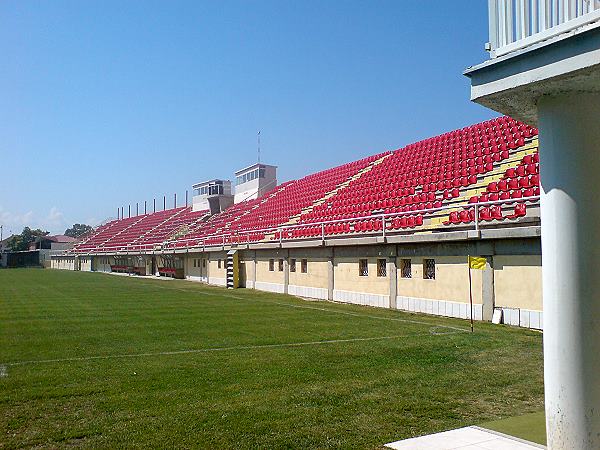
left=64, top=223, right=94, bottom=238
left=7, top=227, right=50, bottom=251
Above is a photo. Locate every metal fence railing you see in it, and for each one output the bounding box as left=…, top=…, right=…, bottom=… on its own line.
left=488, top=0, right=600, bottom=57
left=55, top=196, right=541, bottom=258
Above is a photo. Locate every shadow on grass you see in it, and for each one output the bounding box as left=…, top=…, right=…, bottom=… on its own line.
left=481, top=410, right=546, bottom=445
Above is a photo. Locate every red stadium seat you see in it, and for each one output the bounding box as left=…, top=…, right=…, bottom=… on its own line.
left=491, top=205, right=504, bottom=220
left=509, top=203, right=527, bottom=219
left=511, top=189, right=523, bottom=200
left=479, top=207, right=492, bottom=221
left=487, top=182, right=499, bottom=193
left=74, top=117, right=540, bottom=251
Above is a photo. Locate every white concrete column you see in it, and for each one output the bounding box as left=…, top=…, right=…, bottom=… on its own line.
left=482, top=257, right=494, bottom=321
left=328, top=249, right=334, bottom=301
left=283, top=252, right=289, bottom=295
left=206, top=253, right=210, bottom=282
left=538, top=93, right=600, bottom=450
left=252, top=251, right=257, bottom=289
left=388, top=257, right=397, bottom=309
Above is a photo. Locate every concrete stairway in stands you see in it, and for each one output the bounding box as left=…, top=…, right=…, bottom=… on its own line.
left=129, top=207, right=190, bottom=248
left=97, top=216, right=147, bottom=250
left=223, top=182, right=296, bottom=232
left=282, top=153, right=393, bottom=227
left=431, top=138, right=539, bottom=228
left=168, top=212, right=211, bottom=242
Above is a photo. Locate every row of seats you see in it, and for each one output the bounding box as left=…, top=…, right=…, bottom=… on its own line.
left=74, top=117, right=540, bottom=252
left=445, top=203, right=528, bottom=225
left=75, top=215, right=142, bottom=250
left=223, top=155, right=383, bottom=235
left=295, top=117, right=536, bottom=228
left=101, top=208, right=185, bottom=250
left=274, top=214, right=427, bottom=240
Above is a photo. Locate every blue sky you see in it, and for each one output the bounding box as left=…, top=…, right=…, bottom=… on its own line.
left=1, top=1, right=496, bottom=235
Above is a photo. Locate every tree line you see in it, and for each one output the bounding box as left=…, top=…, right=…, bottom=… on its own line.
left=2, top=224, right=94, bottom=251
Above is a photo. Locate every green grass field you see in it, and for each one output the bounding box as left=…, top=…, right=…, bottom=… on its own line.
left=482, top=411, right=546, bottom=446
left=0, top=269, right=544, bottom=448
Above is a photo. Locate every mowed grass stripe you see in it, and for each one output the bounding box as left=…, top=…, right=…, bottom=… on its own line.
left=1, top=270, right=466, bottom=363
left=4, top=334, right=416, bottom=366
left=0, top=269, right=543, bottom=449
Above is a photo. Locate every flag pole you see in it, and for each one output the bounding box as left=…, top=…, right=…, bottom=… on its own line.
left=257, top=130, right=261, bottom=163
left=468, top=255, right=474, bottom=333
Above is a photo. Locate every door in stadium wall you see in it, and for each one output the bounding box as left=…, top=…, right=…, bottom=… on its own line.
left=239, top=261, right=246, bottom=288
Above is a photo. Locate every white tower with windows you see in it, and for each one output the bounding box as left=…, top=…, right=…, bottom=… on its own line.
left=191, top=179, right=233, bottom=214
left=234, top=163, right=277, bottom=203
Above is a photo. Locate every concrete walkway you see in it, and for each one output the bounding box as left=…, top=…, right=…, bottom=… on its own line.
left=385, top=426, right=545, bottom=450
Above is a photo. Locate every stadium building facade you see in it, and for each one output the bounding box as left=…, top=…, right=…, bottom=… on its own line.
left=52, top=117, right=543, bottom=329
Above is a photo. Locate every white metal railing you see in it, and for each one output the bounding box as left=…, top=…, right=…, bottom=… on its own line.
left=57, top=196, right=541, bottom=258
left=488, top=0, right=600, bottom=57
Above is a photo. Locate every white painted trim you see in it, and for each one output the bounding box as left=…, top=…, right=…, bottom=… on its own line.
left=497, top=307, right=543, bottom=330
left=208, top=277, right=226, bottom=287
left=186, top=275, right=208, bottom=283
left=333, top=289, right=390, bottom=308
left=254, top=281, right=285, bottom=294
left=288, top=284, right=328, bottom=300
left=396, top=295, right=484, bottom=321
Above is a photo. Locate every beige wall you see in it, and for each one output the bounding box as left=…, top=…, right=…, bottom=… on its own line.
left=80, top=257, right=92, bottom=272
left=397, top=256, right=483, bottom=304
left=255, top=250, right=286, bottom=285
left=186, top=253, right=208, bottom=279
left=494, top=255, right=542, bottom=310
left=94, top=256, right=112, bottom=272
left=239, top=250, right=259, bottom=287
left=48, top=240, right=543, bottom=329
left=51, top=257, right=75, bottom=271
left=241, top=255, right=254, bottom=286
left=208, top=251, right=227, bottom=280
left=334, top=257, right=390, bottom=296
left=289, top=248, right=329, bottom=289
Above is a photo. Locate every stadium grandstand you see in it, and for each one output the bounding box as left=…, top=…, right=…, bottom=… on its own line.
left=52, top=116, right=542, bottom=330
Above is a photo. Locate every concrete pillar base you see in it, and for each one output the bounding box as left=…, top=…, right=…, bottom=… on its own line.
left=539, top=93, right=600, bottom=449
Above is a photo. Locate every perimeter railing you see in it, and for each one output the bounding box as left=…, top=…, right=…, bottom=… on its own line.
left=488, top=0, right=600, bottom=57
left=59, top=196, right=541, bottom=257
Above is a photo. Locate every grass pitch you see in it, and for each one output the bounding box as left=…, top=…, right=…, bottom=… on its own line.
left=1, top=269, right=543, bottom=448
left=482, top=411, right=546, bottom=445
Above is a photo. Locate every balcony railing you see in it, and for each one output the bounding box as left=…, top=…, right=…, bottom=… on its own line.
left=57, top=196, right=541, bottom=257
left=488, top=0, right=600, bottom=57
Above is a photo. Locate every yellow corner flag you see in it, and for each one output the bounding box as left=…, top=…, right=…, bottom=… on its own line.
left=468, top=256, right=486, bottom=270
